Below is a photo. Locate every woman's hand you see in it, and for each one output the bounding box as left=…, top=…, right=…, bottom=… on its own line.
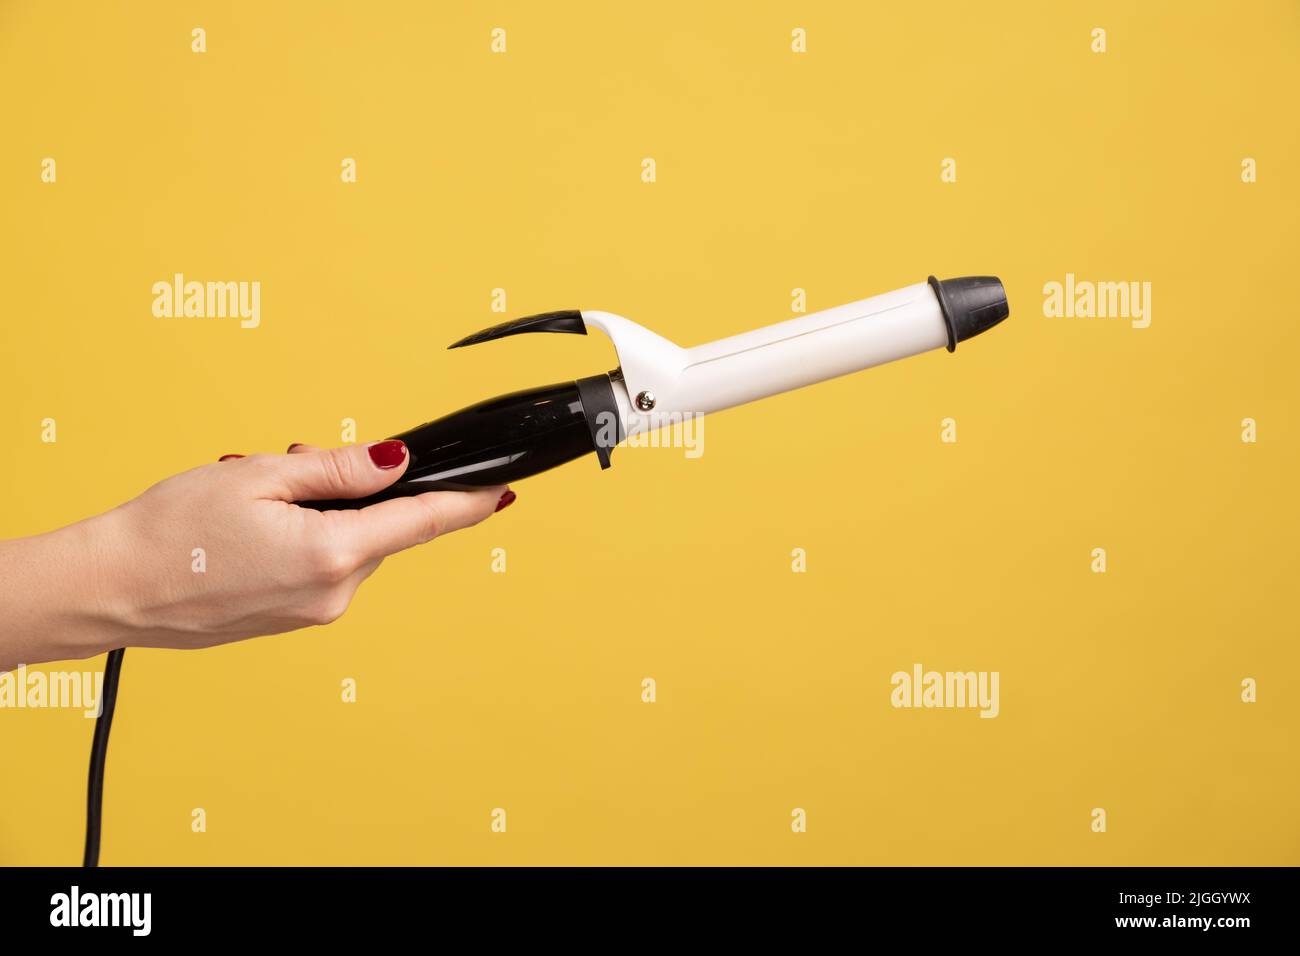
left=0, top=440, right=514, bottom=668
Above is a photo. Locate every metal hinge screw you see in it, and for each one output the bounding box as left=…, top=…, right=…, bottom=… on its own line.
left=635, top=390, right=656, bottom=411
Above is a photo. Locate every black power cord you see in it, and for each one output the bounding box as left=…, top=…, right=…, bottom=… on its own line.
left=83, top=647, right=125, bottom=867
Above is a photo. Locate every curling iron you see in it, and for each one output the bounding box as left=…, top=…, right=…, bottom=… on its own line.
left=301, top=275, right=1010, bottom=509
left=82, top=274, right=1009, bottom=866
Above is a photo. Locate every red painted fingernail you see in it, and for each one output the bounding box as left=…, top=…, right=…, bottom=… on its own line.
left=286, top=442, right=304, bottom=453
left=367, top=439, right=407, bottom=469
left=218, top=454, right=245, bottom=461
left=495, top=490, right=516, bottom=513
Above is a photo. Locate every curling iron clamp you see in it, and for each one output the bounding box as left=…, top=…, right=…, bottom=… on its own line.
left=301, top=276, right=1010, bottom=510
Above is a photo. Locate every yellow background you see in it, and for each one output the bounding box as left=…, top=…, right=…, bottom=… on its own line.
left=1, top=0, right=1297, bottom=866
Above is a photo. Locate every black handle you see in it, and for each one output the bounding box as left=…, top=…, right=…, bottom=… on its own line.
left=298, top=374, right=622, bottom=510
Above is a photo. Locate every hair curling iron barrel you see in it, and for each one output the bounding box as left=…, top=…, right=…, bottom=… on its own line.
left=301, top=276, right=1009, bottom=510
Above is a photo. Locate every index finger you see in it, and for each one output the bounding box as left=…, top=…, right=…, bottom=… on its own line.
left=330, top=486, right=511, bottom=561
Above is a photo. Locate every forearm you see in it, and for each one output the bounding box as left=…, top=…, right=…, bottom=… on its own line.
left=0, top=515, right=123, bottom=670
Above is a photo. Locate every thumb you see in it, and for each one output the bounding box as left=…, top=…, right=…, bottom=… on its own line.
left=262, top=440, right=410, bottom=503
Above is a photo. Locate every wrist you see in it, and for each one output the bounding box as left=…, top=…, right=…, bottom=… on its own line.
left=44, top=510, right=140, bottom=662
left=0, top=514, right=129, bottom=668
left=73, top=510, right=142, bottom=657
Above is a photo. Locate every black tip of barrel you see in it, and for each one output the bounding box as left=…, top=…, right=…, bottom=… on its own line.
left=928, top=276, right=1010, bottom=352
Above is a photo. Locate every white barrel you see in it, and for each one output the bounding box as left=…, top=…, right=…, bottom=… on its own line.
left=674, top=281, right=948, bottom=415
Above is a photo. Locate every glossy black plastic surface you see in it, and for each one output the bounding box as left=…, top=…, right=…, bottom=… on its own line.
left=300, top=379, right=604, bottom=510
left=447, top=310, right=586, bottom=349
